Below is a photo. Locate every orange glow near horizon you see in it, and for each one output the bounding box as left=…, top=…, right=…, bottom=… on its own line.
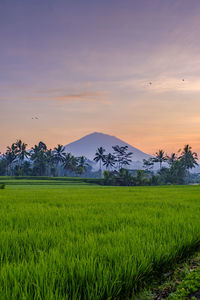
left=1, top=1, right=200, bottom=156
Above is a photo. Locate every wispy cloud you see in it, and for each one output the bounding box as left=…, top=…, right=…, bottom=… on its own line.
left=52, top=91, right=110, bottom=103
left=0, top=90, right=111, bottom=104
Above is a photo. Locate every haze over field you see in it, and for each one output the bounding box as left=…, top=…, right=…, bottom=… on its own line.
left=1, top=0, right=200, bottom=153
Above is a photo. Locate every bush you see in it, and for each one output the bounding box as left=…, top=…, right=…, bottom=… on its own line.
left=0, top=184, right=5, bottom=189
left=168, top=267, right=200, bottom=299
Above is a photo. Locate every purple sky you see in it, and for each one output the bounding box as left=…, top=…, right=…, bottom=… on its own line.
left=1, top=0, right=200, bottom=154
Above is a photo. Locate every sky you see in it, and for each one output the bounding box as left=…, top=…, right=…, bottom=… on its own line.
left=1, top=0, right=200, bottom=155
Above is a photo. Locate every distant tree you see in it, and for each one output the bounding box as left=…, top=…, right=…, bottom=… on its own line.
left=143, top=158, right=154, bottom=171
left=6, top=143, right=17, bottom=157
left=31, top=142, right=48, bottom=176
left=0, top=158, right=7, bottom=175
left=13, top=161, right=32, bottom=176
left=103, top=170, right=116, bottom=185
left=152, top=149, right=167, bottom=170
left=15, top=140, right=30, bottom=168
left=94, top=147, right=106, bottom=176
left=31, top=144, right=40, bottom=157
left=116, top=168, right=134, bottom=186
left=178, top=145, right=198, bottom=183
left=21, top=161, right=32, bottom=176
left=46, top=149, right=55, bottom=176
left=4, top=144, right=17, bottom=175
left=166, top=153, right=177, bottom=166
left=136, top=170, right=146, bottom=185
left=62, top=153, right=71, bottom=174
left=38, top=141, right=47, bottom=151
left=170, top=160, right=187, bottom=184
left=112, top=145, right=133, bottom=169
left=150, top=174, right=161, bottom=185
left=76, top=156, right=89, bottom=175
left=179, top=144, right=198, bottom=170
left=53, top=144, right=66, bottom=176
left=103, top=153, right=116, bottom=171
left=159, top=160, right=186, bottom=185
left=158, top=167, right=171, bottom=184
left=32, top=152, right=47, bottom=176
left=53, top=144, right=66, bottom=163
left=63, top=153, right=78, bottom=175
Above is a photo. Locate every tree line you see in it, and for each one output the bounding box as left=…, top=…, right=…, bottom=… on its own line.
left=0, top=140, right=90, bottom=177
left=101, top=145, right=198, bottom=185
left=0, top=140, right=199, bottom=185
left=94, top=145, right=133, bottom=174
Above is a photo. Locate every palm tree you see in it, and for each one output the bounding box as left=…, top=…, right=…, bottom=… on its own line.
left=4, top=144, right=17, bottom=175
left=103, top=153, right=116, bottom=171
left=5, top=140, right=29, bottom=175
left=15, top=139, right=23, bottom=153
left=153, top=149, right=167, bottom=170
left=70, top=156, right=79, bottom=174
left=63, top=153, right=78, bottom=175
left=33, top=150, right=47, bottom=176
left=53, top=144, right=66, bottom=163
left=93, top=147, right=106, bottom=176
left=7, top=142, right=17, bottom=155
left=31, top=142, right=48, bottom=176
left=53, top=144, right=66, bottom=176
left=46, top=149, right=55, bottom=176
left=31, top=144, right=40, bottom=157
left=76, top=156, right=89, bottom=175
left=179, top=145, right=198, bottom=170
left=38, top=141, right=47, bottom=151
left=16, top=141, right=30, bottom=167
left=167, top=153, right=177, bottom=166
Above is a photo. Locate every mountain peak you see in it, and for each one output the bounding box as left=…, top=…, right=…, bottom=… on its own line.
left=85, top=132, right=116, bottom=138
left=64, top=132, right=150, bottom=162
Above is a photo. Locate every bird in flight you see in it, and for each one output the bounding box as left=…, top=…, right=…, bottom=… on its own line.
left=32, top=117, right=39, bottom=120
left=182, top=79, right=185, bottom=81
left=149, top=82, right=152, bottom=85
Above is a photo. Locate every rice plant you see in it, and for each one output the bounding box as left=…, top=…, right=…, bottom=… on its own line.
left=0, top=183, right=200, bottom=299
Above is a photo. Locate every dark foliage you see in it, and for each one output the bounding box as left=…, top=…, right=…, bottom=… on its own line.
left=0, top=183, right=5, bottom=189
left=0, top=140, right=199, bottom=185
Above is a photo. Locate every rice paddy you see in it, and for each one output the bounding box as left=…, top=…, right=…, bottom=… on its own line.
left=0, top=181, right=200, bottom=299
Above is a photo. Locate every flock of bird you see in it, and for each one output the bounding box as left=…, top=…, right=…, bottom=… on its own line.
left=148, top=78, right=185, bottom=86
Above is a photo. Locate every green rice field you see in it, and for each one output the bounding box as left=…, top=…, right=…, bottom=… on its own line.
left=0, top=180, right=200, bottom=299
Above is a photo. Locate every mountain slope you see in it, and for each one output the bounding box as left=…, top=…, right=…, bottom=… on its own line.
left=64, top=132, right=151, bottom=163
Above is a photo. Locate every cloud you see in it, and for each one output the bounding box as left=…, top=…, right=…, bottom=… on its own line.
left=39, top=89, right=110, bottom=104
left=0, top=90, right=111, bottom=105
left=53, top=91, right=110, bottom=103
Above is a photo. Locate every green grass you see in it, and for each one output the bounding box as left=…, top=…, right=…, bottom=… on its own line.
left=0, top=183, right=200, bottom=299
left=167, top=266, right=200, bottom=299
left=0, top=176, right=102, bottom=185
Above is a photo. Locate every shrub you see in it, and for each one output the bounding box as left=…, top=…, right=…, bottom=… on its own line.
left=0, top=184, right=5, bottom=189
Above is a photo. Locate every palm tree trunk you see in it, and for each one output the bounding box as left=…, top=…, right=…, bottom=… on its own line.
left=100, top=160, right=102, bottom=178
